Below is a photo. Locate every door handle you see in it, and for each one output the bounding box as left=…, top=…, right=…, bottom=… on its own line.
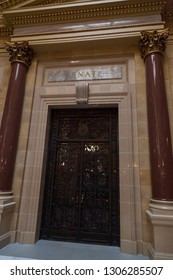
left=76, top=194, right=84, bottom=204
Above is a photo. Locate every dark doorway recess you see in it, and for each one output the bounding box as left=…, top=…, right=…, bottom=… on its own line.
left=40, top=107, right=120, bottom=246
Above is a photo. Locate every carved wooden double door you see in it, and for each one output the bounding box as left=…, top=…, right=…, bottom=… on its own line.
left=40, top=108, right=120, bottom=246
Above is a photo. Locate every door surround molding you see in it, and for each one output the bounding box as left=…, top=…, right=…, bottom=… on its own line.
left=16, top=55, right=143, bottom=255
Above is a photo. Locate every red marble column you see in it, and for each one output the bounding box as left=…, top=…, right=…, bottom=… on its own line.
left=0, top=42, right=33, bottom=192
left=140, top=29, right=173, bottom=201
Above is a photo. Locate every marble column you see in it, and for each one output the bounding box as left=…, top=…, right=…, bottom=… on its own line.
left=0, top=41, right=33, bottom=192
left=0, top=42, right=33, bottom=248
left=140, top=29, right=173, bottom=259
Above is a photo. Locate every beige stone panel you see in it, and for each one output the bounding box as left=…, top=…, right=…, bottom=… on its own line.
left=27, top=123, right=39, bottom=139
left=20, top=110, right=32, bottom=123
left=121, top=240, right=137, bottom=255
left=12, top=179, right=23, bottom=196
left=20, top=181, right=32, bottom=198
left=140, top=169, right=151, bottom=187
left=135, top=69, right=146, bottom=83
left=10, top=213, right=18, bottom=231
left=120, top=168, right=134, bottom=187
left=13, top=173, right=25, bottom=191
left=119, top=137, right=132, bottom=153
left=18, top=122, right=30, bottom=139
left=138, top=122, right=148, bottom=138
left=22, top=97, right=33, bottom=111
left=17, top=213, right=28, bottom=232
left=24, top=213, right=38, bottom=232
left=166, top=43, right=173, bottom=57
left=170, top=84, right=173, bottom=95
left=29, top=151, right=45, bottom=168
left=0, top=65, right=10, bottom=90
left=163, top=62, right=170, bottom=81
left=141, top=203, right=150, bottom=223
left=12, top=196, right=21, bottom=213
left=136, top=84, right=147, bottom=104
left=25, top=136, right=40, bottom=153
left=135, top=203, right=143, bottom=230
left=135, top=74, right=146, bottom=87
left=119, top=124, right=132, bottom=139
left=120, top=185, right=135, bottom=204
left=30, top=110, right=41, bottom=125
left=17, top=137, right=29, bottom=150
left=165, top=80, right=172, bottom=99
left=134, top=53, right=143, bottom=69
left=167, top=63, right=173, bottom=81
left=119, top=108, right=132, bottom=124
left=17, top=232, right=36, bottom=244
left=120, top=153, right=133, bottom=170
left=15, top=151, right=27, bottom=166
left=24, top=86, right=36, bottom=98
left=26, top=61, right=38, bottom=86
left=119, top=95, right=131, bottom=110
left=137, top=108, right=148, bottom=123
left=19, top=196, right=31, bottom=215
left=27, top=198, right=41, bottom=217
left=36, top=137, right=47, bottom=152
left=138, top=137, right=149, bottom=153
left=28, top=174, right=43, bottom=197
left=167, top=93, right=173, bottom=113
left=141, top=184, right=152, bottom=202
left=142, top=203, right=152, bottom=227
left=142, top=221, right=151, bottom=243
left=120, top=202, right=136, bottom=240
left=139, top=153, right=150, bottom=169
left=153, top=225, right=173, bottom=252
left=132, top=138, right=139, bottom=156
left=133, top=166, right=140, bottom=187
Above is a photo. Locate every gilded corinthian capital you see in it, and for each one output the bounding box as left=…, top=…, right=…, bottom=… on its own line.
left=5, top=41, right=33, bottom=67
left=139, top=29, right=169, bottom=60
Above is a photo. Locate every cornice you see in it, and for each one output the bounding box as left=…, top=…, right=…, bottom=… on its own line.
left=2, top=1, right=165, bottom=28
left=0, top=0, right=167, bottom=38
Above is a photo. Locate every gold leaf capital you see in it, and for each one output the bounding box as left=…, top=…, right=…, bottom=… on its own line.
left=5, top=41, right=33, bottom=68
left=139, top=29, right=169, bottom=60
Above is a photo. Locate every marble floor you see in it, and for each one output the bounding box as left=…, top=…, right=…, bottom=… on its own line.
left=0, top=240, right=149, bottom=260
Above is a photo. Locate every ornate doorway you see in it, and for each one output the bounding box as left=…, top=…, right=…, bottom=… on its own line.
left=40, top=107, right=120, bottom=246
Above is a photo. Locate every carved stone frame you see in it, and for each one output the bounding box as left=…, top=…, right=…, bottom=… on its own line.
left=16, top=55, right=144, bottom=255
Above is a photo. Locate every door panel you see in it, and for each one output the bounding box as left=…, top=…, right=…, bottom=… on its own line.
left=40, top=108, right=120, bottom=245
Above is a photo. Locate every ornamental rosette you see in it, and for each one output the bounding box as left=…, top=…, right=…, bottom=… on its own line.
left=5, top=41, right=33, bottom=67
left=139, top=29, right=169, bottom=60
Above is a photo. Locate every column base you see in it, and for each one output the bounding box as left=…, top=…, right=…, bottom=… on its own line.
left=0, top=192, right=16, bottom=249
left=146, top=199, right=173, bottom=260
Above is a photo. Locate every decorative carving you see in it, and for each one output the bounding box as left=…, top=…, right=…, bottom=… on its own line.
left=5, top=41, right=33, bottom=67
left=76, top=82, right=88, bottom=104
left=0, top=27, right=13, bottom=38
left=139, top=29, right=169, bottom=60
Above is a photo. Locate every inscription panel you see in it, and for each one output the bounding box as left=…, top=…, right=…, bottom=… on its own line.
left=46, top=65, right=123, bottom=83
